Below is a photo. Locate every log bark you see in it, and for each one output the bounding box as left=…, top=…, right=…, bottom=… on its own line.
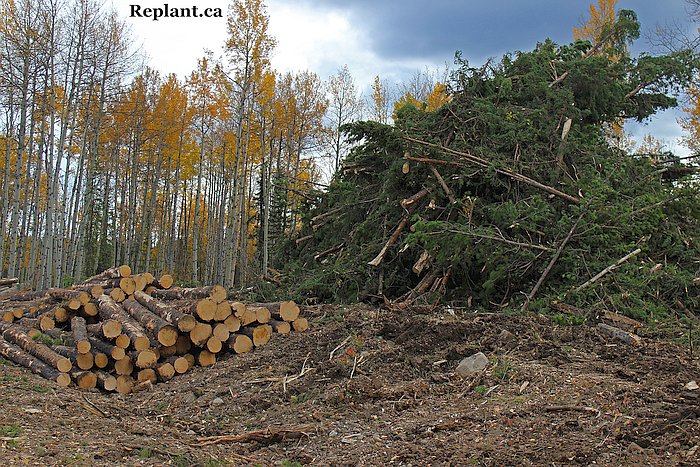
left=121, top=298, right=178, bottom=347
left=151, top=285, right=225, bottom=302
left=71, top=316, right=91, bottom=353
left=597, top=323, right=642, bottom=345
left=0, top=338, right=69, bottom=385
left=0, top=278, right=19, bottom=286
left=0, top=289, right=47, bottom=301
left=86, top=335, right=125, bottom=360
left=81, top=265, right=132, bottom=283
left=133, top=291, right=197, bottom=332
left=47, top=288, right=90, bottom=307
left=368, top=216, right=409, bottom=267
left=96, top=295, right=151, bottom=351
left=0, top=321, right=72, bottom=372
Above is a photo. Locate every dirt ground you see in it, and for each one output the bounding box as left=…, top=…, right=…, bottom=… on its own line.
left=2, top=304, right=700, bottom=466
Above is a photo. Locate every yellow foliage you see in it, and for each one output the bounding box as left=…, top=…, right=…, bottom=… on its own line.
left=681, top=85, right=700, bottom=154
left=393, top=81, right=450, bottom=117
left=573, top=0, right=617, bottom=47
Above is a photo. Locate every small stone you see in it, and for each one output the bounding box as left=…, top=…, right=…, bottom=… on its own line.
left=627, top=442, right=644, bottom=455
left=497, top=329, right=518, bottom=349
left=211, top=397, right=225, bottom=406
left=182, top=391, right=197, bottom=404
left=685, top=381, right=699, bottom=391
left=456, top=352, right=489, bottom=377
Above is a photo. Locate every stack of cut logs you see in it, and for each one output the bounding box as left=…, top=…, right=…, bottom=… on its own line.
left=0, top=266, right=309, bottom=394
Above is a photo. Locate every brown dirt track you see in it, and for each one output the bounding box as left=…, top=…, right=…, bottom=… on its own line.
left=2, top=304, right=700, bottom=466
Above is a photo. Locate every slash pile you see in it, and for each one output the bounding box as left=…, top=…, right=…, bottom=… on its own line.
left=0, top=266, right=308, bottom=394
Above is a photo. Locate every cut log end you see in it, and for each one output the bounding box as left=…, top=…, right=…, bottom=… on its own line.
left=228, top=334, right=253, bottom=354
left=197, top=350, right=216, bottom=367
left=116, top=375, right=134, bottom=394
left=196, top=298, right=217, bottom=321
left=209, top=285, right=227, bottom=304
left=74, top=370, right=97, bottom=389
left=158, top=274, right=174, bottom=289
left=157, top=326, right=179, bottom=347
left=56, top=372, right=71, bottom=387
left=292, top=317, right=309, bottom=333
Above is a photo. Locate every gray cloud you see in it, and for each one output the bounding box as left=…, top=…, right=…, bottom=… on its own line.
left=292, top=0, right=692, bottom=64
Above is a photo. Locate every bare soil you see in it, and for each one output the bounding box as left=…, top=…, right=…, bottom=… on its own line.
left=2, top=304, right=700, bottom=466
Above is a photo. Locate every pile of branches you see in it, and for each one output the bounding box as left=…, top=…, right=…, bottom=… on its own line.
left=0, top=266, right=308, bottom=393
left=284, top=12, right=700, bottom=321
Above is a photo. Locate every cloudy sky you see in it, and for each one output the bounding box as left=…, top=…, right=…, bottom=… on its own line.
left=112, top=0, right=697, bottom=154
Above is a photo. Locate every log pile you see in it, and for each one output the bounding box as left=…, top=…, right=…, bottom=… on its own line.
left=0, top=267, right=309, bottom=394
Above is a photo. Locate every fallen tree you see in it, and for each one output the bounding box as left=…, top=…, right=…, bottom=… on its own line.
left=281, top=11, right=700, bottom=321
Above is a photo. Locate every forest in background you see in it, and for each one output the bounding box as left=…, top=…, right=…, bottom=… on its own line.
left=0, top=0, right=698, bottom=299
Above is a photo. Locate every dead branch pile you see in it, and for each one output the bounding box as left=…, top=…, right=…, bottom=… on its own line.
left=0, top=266, right=308, bottom=394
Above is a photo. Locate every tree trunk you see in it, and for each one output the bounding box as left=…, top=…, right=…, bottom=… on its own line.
left=133, top=291, right=196, bottom=332
left=0, top=321, right=72, bottom=372
left=121, top=298, right=178, bottom=347
left=96, top=295, right=151, bottom=351
left=0, top=338, right=69, bottom=386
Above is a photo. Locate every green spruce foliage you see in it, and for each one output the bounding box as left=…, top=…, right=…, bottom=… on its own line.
left=280, top=11, right=699, bottom=320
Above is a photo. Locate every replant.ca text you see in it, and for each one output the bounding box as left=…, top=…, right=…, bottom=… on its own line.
left=130, top=4, right=223, bottom=21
